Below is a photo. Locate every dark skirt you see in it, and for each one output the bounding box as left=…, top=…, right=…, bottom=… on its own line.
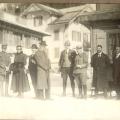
left=11, top=68, right=30, bottom=93
left=92, top=69, right=109, bottom=91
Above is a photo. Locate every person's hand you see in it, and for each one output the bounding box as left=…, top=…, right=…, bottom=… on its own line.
left=76, top=65, right=81, bottom=68
left=58, top=67, right=61, bottom=72
left=31, top=59, right=36, bottom=64
left=24, top=69, right=29, bottom=74
left=5, top=66, right=9, bottom=71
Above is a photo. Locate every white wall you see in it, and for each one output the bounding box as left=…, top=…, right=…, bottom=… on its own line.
left=44, top=24, right=66, bottom=63
left=68, top=22, right=90, bottom=49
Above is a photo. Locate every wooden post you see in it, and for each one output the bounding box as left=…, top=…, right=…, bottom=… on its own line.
left=90, top=26, right=93, bottom=57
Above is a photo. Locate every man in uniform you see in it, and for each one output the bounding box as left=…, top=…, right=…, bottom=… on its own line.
left=59, top=40, right=76, bottom=97
left=0, top=44, right=11, bottom=96
left=73, top=45, right=88, bottom=99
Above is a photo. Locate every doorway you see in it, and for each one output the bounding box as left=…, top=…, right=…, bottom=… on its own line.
left=107, top=33, right=120, bottom=62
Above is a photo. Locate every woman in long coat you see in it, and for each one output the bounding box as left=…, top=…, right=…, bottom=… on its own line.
left=91, top=45, right=110, bottom=97
left=34, top=41, right=51, bottom=99
left=10, top=45, right=30, bottom=97
left=113, top=47, right=120, bottom=99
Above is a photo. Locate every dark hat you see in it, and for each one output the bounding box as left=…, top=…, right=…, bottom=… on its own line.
left=31, top=44, right=38, bottom=49
left=2, top=44, right=7, bottom=49
left=40, top=41, right=47, bottom=46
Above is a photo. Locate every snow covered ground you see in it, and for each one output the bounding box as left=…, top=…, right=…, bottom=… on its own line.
left=0, top=73, right=120, bottom=120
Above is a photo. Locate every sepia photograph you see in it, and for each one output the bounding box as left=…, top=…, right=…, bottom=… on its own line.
left=0, top=2, right=120, bottom=120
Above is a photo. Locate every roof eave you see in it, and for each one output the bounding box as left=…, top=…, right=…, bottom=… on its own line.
left=0, top=18, right=50, bottom=37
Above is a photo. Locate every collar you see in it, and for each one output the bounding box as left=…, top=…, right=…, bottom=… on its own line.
left=76, top=51, right=83, bottom=56
left=17, top=51, right=23, bottom=55
left=116, top=53, right=120, bottom=58
left=98, top=52, right=102, bottom=55
left=65, top=49, right=70, bottom=53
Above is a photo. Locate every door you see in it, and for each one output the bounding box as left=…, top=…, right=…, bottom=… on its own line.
left=107, top=33, right=120, bottom=62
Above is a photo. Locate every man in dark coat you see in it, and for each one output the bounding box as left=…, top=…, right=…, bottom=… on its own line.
left=59, top=40, right=76, bottom=97
left=34, top=41, right=51, bottom=100
left=10, top=45, right=30, bottom=97
left=91, top=45, right=110, bottom=98
left=28, top=44, right=38, bottom=97
left=113, top=47, right=120, bottom=99
left=0, top=44, right=11, bottom=96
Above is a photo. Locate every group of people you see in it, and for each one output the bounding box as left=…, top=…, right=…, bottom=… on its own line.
left=0, top=39, right=120, bottom=100
left=0, top=40, right=51, bottom=100
left=59, top=40, right=88, bottom=99
left=59, top=41, right=120, bottom=99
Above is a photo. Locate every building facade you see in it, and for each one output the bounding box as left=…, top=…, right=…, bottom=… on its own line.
left=21, top=4, right=96, bottom=67
left=0, top=10, right=49, bottom=55
left=75, top=4, right=120, bottom=63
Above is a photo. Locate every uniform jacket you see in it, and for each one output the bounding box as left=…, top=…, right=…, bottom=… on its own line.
left=0, top=51, right=10, bottom=75
left=73, top=52, right=88, bottom=74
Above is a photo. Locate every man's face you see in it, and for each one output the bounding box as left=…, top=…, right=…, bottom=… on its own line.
left=116, top=47, right=120, bottom=54
left=65, top=45, right=70, bottom=50
left=16, top=46, right=22, bottom=53
left=97, top=47, right=102, bottom=53
left=32, top=48, right=37, bottom=54
left=39, top=45, right=46, bottom=51
left=2, top=48, right=7, bottom=52
left=77, top=48, right=82, bottom=54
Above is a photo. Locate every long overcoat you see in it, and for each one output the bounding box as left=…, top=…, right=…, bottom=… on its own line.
left=11, top=52, right=30, bottom=92
left=91, top=53, right=110, bottom=91
left=113, top=55, right=120, bottom=85
left=34, top=49, right=51, bottom=90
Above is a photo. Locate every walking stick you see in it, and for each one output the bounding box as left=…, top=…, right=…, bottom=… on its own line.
left=8, top=71, right=13, bottom=95
left=25, top=57, right=35, bottom=93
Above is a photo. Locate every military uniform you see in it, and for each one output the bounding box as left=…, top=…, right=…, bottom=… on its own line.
left=0, top=45, right=10, bottom=96
left=73, top=50, right=88, bottom=98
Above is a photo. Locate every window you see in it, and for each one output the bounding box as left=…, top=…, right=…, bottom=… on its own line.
left=83, top=33, right=90, bottom=50
left=54, top=30, right=59, bottom=41
left=72, top=31, right=81, bottom=42
left=54, top=48, right=60, bottom=58
left=25, top=36, right=30, bottom=48
left=34, top=16, right=43, bottom=26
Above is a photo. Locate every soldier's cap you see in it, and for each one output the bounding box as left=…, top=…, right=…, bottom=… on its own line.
left=64, top=40, right=70, bottom=46
left=1, top=44, right=7, bottom=49
left=39, top=41, right=47, bottom=46
left=31, top=44, right=38, bottom=49
left=76, top=44, right=82, bottom=49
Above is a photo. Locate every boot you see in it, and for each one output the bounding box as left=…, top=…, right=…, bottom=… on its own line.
left=72, top=87, right=75, bottom=97
left=104, top=89, right=108, bottom=99
left=83, top=85, right=87, bottom=99
left=78, top=86, right=83, bottom=98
